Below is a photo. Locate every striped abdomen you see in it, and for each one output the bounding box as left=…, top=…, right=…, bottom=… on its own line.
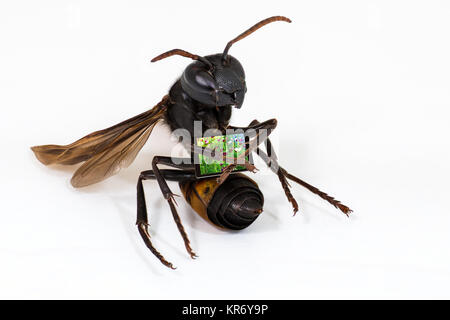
left=180, top=173, right=264, bottom=230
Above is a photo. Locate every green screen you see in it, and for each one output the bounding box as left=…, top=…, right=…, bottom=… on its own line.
left=196, top=133, right=247, bottom=176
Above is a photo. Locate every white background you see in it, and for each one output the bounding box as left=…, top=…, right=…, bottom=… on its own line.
left=1, top=0, right=450, bottom=299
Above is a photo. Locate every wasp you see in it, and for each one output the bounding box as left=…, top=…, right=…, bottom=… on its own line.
left=31, top=16, right=352, bottom=269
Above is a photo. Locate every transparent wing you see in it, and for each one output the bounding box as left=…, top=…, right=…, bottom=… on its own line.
left=31, top=95, right=169, bottom=187
left=70, top=122, right=158, bottom=187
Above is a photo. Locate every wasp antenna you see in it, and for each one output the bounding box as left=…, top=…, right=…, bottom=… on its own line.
left=222, top=16, right=292, bottom=62
left=151, top=49, right=198, bottom=62
left=151, top=49, right=213, bottom=69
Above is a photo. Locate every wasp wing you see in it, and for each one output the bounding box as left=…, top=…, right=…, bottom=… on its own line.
left=70, top=121, right=158, bottom=187
left=31, top=95, right=169, bottom=187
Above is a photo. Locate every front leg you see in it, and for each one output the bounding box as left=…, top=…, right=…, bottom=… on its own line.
left=246, top=119, right=352, bottom=216
left=225, top=119, right=298, bottom=211
left=187, top=118, right=276, bottom=185
left=215, top=118, right=278, bottom=183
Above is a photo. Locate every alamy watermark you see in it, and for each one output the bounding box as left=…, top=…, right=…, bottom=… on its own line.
left=169, top=120, right=280, bottom=174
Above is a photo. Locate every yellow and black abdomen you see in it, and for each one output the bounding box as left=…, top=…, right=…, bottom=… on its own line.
left=179, top=173, right=264, bottom=230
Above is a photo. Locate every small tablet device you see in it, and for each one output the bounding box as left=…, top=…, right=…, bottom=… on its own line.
left=194, top=132, right=252, bottom=178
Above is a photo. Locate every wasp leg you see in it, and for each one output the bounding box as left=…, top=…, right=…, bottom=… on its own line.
left=210, top=119, right=278, bottom=184
left=233, top=119, right=298, bottom=213
left=150, top=157, right=198, bottom=259
left=224, top=119, right=297, bottom=208
left=280, top=167, right=352, bottom=216
left=137, top=166, right=196, bottom=269
left=247, top=119, right=352, bottom=216
left=188, top=141, right=257, bottom=185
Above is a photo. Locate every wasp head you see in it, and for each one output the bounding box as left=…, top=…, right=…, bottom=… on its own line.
left=151, top=16, right=291, bottom=109
left=180, top=54, right=246, bottom=109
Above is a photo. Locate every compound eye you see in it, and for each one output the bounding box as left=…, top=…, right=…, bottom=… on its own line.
left=194, top=71, right=217, bottom=91
left=181, top=64, right=219, bottom=106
